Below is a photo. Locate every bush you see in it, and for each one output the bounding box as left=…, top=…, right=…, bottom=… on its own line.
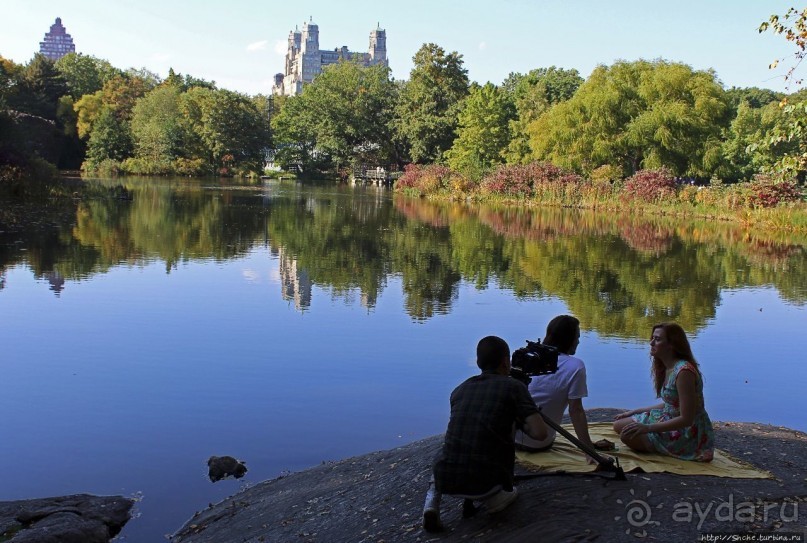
left=394, top=164, right=465, bottom=196
left=590, top=164, right=623, bottom=185
left=746, top=175, right=803, bottom=208
left=0, top=154, right=60, bottom=197
left=174, top=158, right=209, bottom=176
left=479, top=162, right=583, bottom=198
left=622, top=168, right=678, bottom=203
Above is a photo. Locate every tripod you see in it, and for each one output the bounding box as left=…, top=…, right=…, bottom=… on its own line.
left=516, top=407, right=627, bottom=481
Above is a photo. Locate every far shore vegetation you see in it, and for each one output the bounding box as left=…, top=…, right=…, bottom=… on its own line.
left=2, top=8, right=807, bottom=232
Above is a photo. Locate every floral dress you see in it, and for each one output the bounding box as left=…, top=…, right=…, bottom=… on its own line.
left=633, top=360, right=715, bottom=461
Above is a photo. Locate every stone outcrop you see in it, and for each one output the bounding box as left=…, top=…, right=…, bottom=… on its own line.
left=0, top=494, right=133, bottom=543
left=170, top=409, right=807, bottom=543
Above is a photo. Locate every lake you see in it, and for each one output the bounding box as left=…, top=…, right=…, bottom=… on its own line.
left=1, top=177, right=805, bottom=542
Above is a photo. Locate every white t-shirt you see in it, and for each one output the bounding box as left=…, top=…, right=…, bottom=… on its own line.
left=514, top=353, right=588, bottom=449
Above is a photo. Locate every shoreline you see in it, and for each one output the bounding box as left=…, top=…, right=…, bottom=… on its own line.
left=169, top=409, right=806, bottom=542
left=3, top=409, right=805, bottom=543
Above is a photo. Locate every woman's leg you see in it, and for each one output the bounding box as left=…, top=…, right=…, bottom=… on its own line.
left=619, top=432, right=656, bottom=453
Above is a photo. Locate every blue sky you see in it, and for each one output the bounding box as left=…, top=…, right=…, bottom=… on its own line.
left=2, top=0, right=800, bottom=95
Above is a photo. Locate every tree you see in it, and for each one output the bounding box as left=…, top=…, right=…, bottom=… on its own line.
left=55, top=53, right=120, bottom=100
left=308, top=61, right=397, bottom=168
left=394, top=43, right=469, bottom=164
left=0, top=56, right=20, bottom=109
left=501, top=67, right=583, bottom=164
left=270, top=94, right=321, bottom=173
left=445, top=83, right=514, bottom=178
left=528, top=60, right=730, bottom=178
left=271, top=61, right=397, bottom=173
left=11, top=54, right=68, bottom=120
left=129, top=85, right=184, bottom=170
left=84, top=107, right=133, bottom=168
left=180, top=87, right=271, bottom=174
left=759, top=8, right=807, bottom=88
left=759, top=8, right=807, bottom=182
left=74, top=73, right=154, bottom=144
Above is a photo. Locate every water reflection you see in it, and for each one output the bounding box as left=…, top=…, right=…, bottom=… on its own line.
left=2, top=178, right=805, bottom=339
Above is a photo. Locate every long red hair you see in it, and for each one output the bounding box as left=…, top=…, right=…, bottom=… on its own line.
left=651, top=322, right=701, bottom=397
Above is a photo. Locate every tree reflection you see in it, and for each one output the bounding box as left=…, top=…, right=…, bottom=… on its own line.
left=2, top=183, right=805, bottom=339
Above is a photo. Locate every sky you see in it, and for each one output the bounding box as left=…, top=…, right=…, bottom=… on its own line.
left=1, top=0, right=802, bottom=96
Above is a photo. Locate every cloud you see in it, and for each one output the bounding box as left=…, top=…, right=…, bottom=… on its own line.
left=274, top=40, right=287, bottom=56
left=247, top=40, right=268, bottom=52
left=478, top=41, right=487, bottom=51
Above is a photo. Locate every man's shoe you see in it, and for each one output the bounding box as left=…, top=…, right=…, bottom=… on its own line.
left=422, top=484, right=443, bottom=532
left=484, top=487, right=519, bottom=514
left=423, top=507, right=443, bottom=532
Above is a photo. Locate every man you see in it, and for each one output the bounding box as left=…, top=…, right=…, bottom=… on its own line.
left=423, top=335, right=548, bottom=532
left=513, top=315, right=594, bottom=456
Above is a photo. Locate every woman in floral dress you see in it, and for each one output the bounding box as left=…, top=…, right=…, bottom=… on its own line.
left=613, top=322, right=714, bottom=462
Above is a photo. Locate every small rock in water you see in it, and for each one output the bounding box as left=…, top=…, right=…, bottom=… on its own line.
left=207, top=455, right=248, bottom=482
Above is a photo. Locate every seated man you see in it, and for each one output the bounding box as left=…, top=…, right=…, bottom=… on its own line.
left=423, top=335, right=548, bottom=532
left=513, top=315, right=594, bottom=456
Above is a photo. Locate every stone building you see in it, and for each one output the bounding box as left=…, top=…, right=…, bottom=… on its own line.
left=39, top=17, right=76, bottom=61
left=272, top=18, right=387, bottom=96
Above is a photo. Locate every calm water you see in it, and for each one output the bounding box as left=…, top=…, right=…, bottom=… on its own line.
left=2, top=178, right=806, bottom=542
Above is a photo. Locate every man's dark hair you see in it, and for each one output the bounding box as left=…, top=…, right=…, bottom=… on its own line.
left=543, top=315, right=580, bottom=354
left=476, top=335, right=510, bottom=371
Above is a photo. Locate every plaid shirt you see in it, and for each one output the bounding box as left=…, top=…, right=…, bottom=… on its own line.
left=433, top=372, right=539, bottom=496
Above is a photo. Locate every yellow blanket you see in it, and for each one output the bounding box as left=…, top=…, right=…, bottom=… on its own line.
left=516, top=422, right=772, bottom=479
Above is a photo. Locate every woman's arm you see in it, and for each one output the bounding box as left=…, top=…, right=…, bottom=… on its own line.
left=614, top=404, right=664, bottom=420
left=620, top=371, right=698, bottom=437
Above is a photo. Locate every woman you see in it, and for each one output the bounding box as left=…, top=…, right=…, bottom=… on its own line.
left=613, top=322, right=714, bottom=461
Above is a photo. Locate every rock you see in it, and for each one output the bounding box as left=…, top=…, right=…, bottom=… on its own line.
left=207, top=455, right=248, bottom=482
left=173, top=410, right=807, bottom=543
left=0, top=494, right=133, bottom=543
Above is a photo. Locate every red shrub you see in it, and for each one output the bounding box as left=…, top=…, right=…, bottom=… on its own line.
left=480, top=162, right=582, bottom=197
left=622, top=169, right=678, bottom=203
left=746, top=175, right=804, bottom=208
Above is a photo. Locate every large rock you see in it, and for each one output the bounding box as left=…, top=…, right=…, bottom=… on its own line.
left=171, top=409, right=807, bottom=543
left=0, top=494, right=133, bottom=543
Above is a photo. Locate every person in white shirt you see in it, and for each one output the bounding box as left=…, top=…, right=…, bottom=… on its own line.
left=513, top=315, right=594, bottom=458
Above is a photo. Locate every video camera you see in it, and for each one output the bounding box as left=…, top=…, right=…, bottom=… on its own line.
left=509, top=339, right=559, bottom=386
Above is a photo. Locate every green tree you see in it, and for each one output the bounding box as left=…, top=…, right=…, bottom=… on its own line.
left=84, top=107, right=133, bottom=168
left=759, top=8, right=807, bottom=182
left=445, top=83, right=514, bottom=178
left=502, top=67, right=583, bottom=164
left=725, top=86, right=782, bottom=112
left=721, top=99, right=792, bottom=182
left=394, top=43, right=469, bottom=164
left=11, top=54, right=68, bottom=120
left=180, top=87, right=270, bottom=174
left=55, top=53, right=120, bottom=100
left=270, top=94, right=321, bottom=173
left=129, top=85, right=184, bottom=171
left=271, top=62, right=397, bottom=173
left=306, top=61, right=397, bottom=168
left=528, top=60, right=730, bottom=177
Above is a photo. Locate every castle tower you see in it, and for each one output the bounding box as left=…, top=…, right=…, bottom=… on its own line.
left=301, top=18, right=319, bottom=54
left=369, top=24, right=387, bottom=66
left=39, top=17, right=75, bottom=61
left=273, top=20, right=389, bottom=96
left=300, top=18, right=321, bottom=84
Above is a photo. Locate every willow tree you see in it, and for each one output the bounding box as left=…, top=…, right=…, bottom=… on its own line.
left=528, top=60, right=731, bottom=177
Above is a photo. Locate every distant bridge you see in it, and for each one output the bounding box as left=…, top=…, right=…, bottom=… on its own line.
left=351, top=165, right=402, bottom=186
